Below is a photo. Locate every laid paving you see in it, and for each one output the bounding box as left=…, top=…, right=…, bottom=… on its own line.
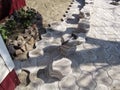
left=15, top=0, right=120, bottom=90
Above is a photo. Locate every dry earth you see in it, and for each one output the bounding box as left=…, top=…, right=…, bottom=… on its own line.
left=26, top=0, right=71, bottom=26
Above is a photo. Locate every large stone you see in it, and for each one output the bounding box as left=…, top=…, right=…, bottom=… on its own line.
left=93, top=69, right=112, bottom=86
left=41, top=32, right=54, bottom=43
left=13, top=40, right=18, bottom=46
left=17, top=39, right=24, bottom=47
left=79, top=11, right=85, bottom=18
left=59, top=75, right=79, bottom=90
left=49, top=58, right=72, bottom=80
left=21, top=45, right=26, bottom=52
left=77, top=19, right=90, bottom=33
left=15, top=52, right=28, bottom=60
left=77, top=72, right=96, bottom=90
left=111, top=80, right=120, bottom=90
left=40, top=82, right=59, bottom=90
left=80, top=63, right=96, bottom=72
left=28, top=47, right=44, bottom=58
left=17, top=35, right=25, bottom=41
left=35, top=40, right=53, bottom=50
left=108, top=66, right=120, bottom=80
left=18, top=70, right=30, bottom=86
left=25, top=43, right=34, bottom=51
left=61, top=34, right=72, bottom=44
left=29, top=73, right=43, bottom=84
left=27, top=37, right=35, bottom=46
left=15, top=49, right=23, bottom=55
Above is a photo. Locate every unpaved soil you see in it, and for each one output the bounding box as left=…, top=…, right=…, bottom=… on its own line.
left=26, top=0, right=71, bottom=26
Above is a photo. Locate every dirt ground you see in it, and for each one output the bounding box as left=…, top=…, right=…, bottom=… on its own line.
left=26, top=0, right=71, bottom=26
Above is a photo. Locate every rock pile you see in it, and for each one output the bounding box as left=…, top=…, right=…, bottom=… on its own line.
left=6, top=25, right=40, bottom=60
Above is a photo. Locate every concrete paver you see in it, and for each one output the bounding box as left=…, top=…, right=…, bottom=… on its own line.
left=110, top=80, right=120, bottom=90
left=95, top=84, right=108, bottom=90
left=59, top=75, right=79, bottom=90
left=77, top=71, right=96, bottom=90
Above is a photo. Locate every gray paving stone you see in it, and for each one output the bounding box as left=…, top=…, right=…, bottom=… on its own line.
left=76, top=44, right=86, bottom=52
left=77, top=72, right=96, bottom=90
left=27, top=82, right=41, bottom=90
left=15, top=85, right=29, bottom=90
left=28, top=47, right=44, bottom=58
left=61, top=33, right=72, bottom=44
left=108, top=66, right=120, bottom=80
left=95, top=84, right=108, bottom=90
left=93, top=69, right=112, bottom=86
left=40, top=82, right=59, bottom=90
left=29, top=73, right=44, bottom=84
left=79, top=87, right=89, bottom=90
left=80, top=63, right=96, bottom=72
left=82, top=43, right=99, bottom=50
left=93, top=63, right=111, bottom=71
left=59, top=75, right=79, bottom=90
left=110, top=80, right=120, bottom=90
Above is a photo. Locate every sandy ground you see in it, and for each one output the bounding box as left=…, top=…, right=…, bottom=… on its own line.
left=26, top=0, right=71, bottom=26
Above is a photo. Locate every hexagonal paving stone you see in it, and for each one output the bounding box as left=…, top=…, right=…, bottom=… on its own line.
left=80, top=63, right=96, bottom=72
left=77, top=72, right=96, bottom=90
left=40, top=82, right=59, bottom=90
left=111, top=80, right=120, bottom=90
left=93, top=69, right=112, bottom=86
left=95, top=84, right=108, bottom=90
left=108, top=66, right=120, bottom=80
left=59, top=75, right=79, bottom=90
left=79, top=87, right=89, bottom=90
left=94, top=63, right=111, bottom=71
